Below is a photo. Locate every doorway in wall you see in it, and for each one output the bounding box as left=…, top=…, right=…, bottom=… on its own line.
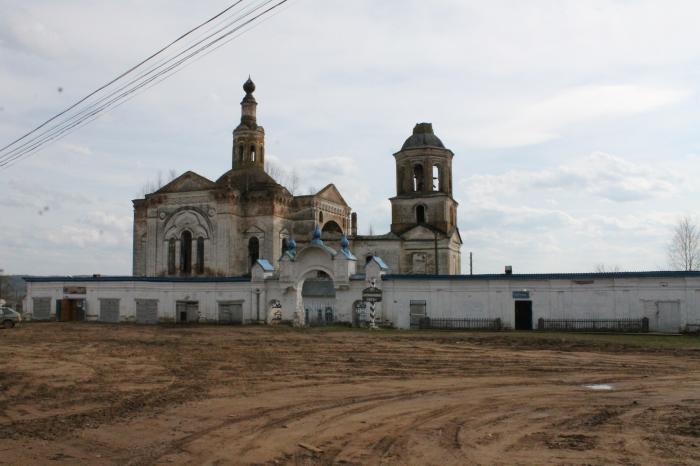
left=58, top=299, right=86, bottom=321
left=514, top=300, right=532, bottom=330
left=176, top=301, right=199, bottom=323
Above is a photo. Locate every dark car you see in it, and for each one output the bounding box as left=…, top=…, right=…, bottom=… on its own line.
left=1, top=307, right=21, bottom=328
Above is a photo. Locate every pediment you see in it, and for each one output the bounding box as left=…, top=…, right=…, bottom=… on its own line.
left=315, top=184, right=349, bottom=207
left=400, top=224, right=441, bottom=240
left=244, top=225, right=265, bottom=235
left=156, top=171, right=216, bottom=194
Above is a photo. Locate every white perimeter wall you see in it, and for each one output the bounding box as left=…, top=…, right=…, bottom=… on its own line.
left=382, top=277, right=700, bottom=331
left=24, top=275, right=700, bottom=332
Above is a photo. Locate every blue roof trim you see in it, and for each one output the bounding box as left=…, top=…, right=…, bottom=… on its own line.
left=383, top=271, right=700, bottom=281
left=256, top=259, right=274, bottom=272
left=23, top=275, right=251, bottom=283
left=339, top=249, right=357, bottom=261
left=372, top=256, right=389, bottom=270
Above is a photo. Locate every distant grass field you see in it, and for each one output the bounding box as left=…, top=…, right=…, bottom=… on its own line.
left=292, top=326, right=700, bottom=351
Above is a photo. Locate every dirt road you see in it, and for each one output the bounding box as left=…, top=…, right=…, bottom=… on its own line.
left=1, top=323, right=700, bottom=465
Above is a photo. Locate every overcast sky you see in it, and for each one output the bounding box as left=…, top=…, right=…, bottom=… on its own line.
left=1, top=0, right=699, bottom=275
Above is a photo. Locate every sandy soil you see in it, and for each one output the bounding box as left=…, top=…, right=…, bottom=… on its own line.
left=1, top=323, right=700, bottom=465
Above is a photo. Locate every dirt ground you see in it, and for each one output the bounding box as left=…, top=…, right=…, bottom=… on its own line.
left=2, top=324, right=700, bottom=465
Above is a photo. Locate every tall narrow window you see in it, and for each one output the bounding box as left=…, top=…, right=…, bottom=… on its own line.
left=180, top=231, right=192, bottom=274
left=413, top=164, right=424, bottom=192
left=416, top=205, right=426, bottom=224
left=432, top=165, right=440, bottom=191
left=250, top=145, right=256, bottom=162
left=238, top=145, right=244, bottom=163
left=168, top=238, right=176, bottom=275
left=248, top=236, right=259, bottom=269
left=196, top=237, right=204, bottom=274
left=319, top=211, right=324, bottom=224
left=281, top=237, right=289, bottom=252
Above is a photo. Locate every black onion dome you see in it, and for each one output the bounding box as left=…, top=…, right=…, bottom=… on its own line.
left=243, top=76, right=256, bottom=94
left=401, top=122, right=445, bottom=150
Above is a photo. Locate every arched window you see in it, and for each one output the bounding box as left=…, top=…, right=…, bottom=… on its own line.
left=281, top=237, right=289, bottom=252
left=250, top=145, right=256, bottom=162
left=168, top=238, right=176, bottom=275
left=319, top=211, right=324, bottom=224
left=365, top=255, right=374, bottom=264
left=416, top=205, right=426, bottom=224
left=413, top=164, right=424, bottom=192
left=248, top=236, right=259, bottom=269
left=196, top=237, right=204, bottom=274
left=432, top=165, right=441, bottom=191
left=321, top=220, right=343, bottom=241
left=238, top=145, right=244, bottom=163
left=180, top=231, right=192, bottom=274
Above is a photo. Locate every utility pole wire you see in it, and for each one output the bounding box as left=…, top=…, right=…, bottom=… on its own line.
left=0, top=1, right=293, bottom=171
left=0, top=0, right=279, bottom=167
left=0, top=0, right=289, bottom=169
left=0, top=0, right=244, bottom=156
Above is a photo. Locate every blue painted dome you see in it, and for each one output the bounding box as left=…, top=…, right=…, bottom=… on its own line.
left=340, top=235, right=349, bottom=249
left=288, top=238, right=296, bottom=250
left=312, top=225, right=322, bottom=241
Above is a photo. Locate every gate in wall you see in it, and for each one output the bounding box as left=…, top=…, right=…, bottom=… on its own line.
left=99, top=299, right=120, bottom=323
left=135, top=299, right=158, bottom=324
left=655, top=301, right=681, bottom=333
left=218, top=302, right=243, bottom=324
left=176, top=301, right=199, bottom=323
left=409, top=300, right=426, bottom=329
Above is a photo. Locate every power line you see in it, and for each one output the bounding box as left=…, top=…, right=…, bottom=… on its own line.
left=0, top=0, right=276, bottom=167
left=0, top=1, right=295, bottom=170
left=0, top=0, right=290, bottom=170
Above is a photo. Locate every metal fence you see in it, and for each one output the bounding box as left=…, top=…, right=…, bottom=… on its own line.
left=305, top=316, right=352, bottom=327
left=418, top=317, right=503, bottom=331
left=537, top=317, right=649, bottom=333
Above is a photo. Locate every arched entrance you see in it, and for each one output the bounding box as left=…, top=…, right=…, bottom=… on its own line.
left=321, top=220, right=343, bottom=241
left=299, top=270, right=336, bottom=326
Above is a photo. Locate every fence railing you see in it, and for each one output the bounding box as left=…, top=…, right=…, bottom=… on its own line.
left=305, top=317, right=352, bottom=327
left=418, top=317, right=503, bottom=331
left=537, top=317, right=649, bottom=333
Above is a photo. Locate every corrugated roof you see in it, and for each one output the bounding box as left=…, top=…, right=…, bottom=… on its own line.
left=383, top=271, right=700, bottom=281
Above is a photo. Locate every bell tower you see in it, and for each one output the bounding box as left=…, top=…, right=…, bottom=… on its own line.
left=389, top=123, right=458, bottom=234
left=232, top=77, right=265, bottom=170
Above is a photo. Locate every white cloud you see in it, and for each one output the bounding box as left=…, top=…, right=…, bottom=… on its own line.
left=455, top=85, right=689, bottom=148
left=464, top=151, right=683, bottom=203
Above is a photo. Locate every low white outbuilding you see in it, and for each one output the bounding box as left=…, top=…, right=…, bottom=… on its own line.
left=23, top=234, right=700, bottom=333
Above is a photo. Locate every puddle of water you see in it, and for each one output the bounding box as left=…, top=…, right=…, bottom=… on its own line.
left=584, top=384, right=614, bottom=391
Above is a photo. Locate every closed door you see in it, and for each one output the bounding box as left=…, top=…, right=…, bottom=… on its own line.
left=219, top=303, right=242, bottom=325
left=33, top=298, right=51, bottom=320
left=100, top=299, right=120, bottom=323
left=656, top=301, right=681, bottom=333
left=136, top=299, right=158, bottom=324
left=409, top=300, right=426, bottom=329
